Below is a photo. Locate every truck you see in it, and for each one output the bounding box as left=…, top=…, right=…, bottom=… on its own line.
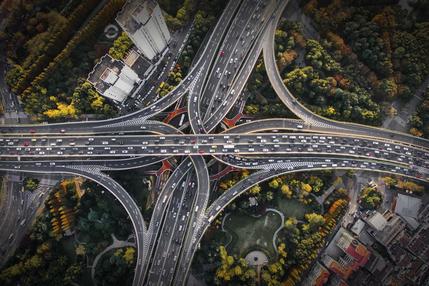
left=223, top=144, right=235, bottom=149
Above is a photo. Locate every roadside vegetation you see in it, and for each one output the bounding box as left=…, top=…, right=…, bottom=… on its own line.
left=244, top=56, right=298, bottom=118
left=0, top=178, right=135, bottom=286
left=23, top=178, right=40, bottom=192
left=382, top=176, right=426, bottom=195
left=1, top=0, right=122, bottom=122
left=409, top=87, right=429, bottom=138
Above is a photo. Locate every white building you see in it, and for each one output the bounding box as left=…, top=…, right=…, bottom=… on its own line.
left=116, top=0, right=171, bottom=61
left=88, top=54, right=141, bottom=103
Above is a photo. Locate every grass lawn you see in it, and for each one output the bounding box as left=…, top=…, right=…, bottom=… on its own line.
left=275, top=194, right=312, bottom=219
left=224, top=211, right=282, bottom=259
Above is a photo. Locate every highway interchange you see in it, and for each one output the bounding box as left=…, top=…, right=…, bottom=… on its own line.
left=1, top=0, right=429, bottom=285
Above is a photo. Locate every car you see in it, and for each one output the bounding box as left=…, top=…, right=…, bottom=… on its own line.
left=219, top=50, right=224, bottom=56
left=60, top=129, right=66, bottom=133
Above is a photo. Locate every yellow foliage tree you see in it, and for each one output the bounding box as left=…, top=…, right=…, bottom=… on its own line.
left=325, top=106, right=336, bottom=116
left=43, top=102, right=77, bottom=119
left=281, top=184, right=292, bottom=198
left=123, top=247, right=135, bottom=265
left=277, top=242, right=287, bottom=258
left=249, top=184, right=261, bottom=195
left=301, top=183, right=312, bottom=193
left=90, top=93, right=104, bottom=111
left=278, top=50, right=298, bottom=70
left=410, top=127, right=423, bottom=137
left=75, top=244, right=86, bottom=256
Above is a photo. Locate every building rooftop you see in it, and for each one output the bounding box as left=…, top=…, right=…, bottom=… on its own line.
left=409, top=225, right=429, bottom=262
left=124, top=48, right=153, bottom=77
left=394, top=194, right=421, bottom=219
left=365, top=210, right=406, bottom=247
left=350, top=219, right=365, bottom=236
left=367, top=212, right=387, bottom=231
left=304, top=262, right=330, bottom=286
left=87, top=54, right=141, bottom=103
left=116, top=0, right=157, bottom=34
left=88, top=55, right=125, bottom=95
left=322, top=228, right=370, bottom=280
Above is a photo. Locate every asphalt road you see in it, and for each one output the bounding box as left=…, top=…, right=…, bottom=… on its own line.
left=1, top=0, right=429, bottom=285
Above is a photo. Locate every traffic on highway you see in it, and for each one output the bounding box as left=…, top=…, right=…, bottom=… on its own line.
left=1, top=0, right=428, bottom=285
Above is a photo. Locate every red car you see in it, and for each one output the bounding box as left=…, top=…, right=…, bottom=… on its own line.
left=219, top=50, right=224, bottom=56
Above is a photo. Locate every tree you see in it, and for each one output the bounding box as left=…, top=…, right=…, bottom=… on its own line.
left=215, top=245, right=254, bottom=283
left=409, top=127, right=423, bottom=137
left=377, top=78, right=398, bottom=100
left=396, top=180, right=424, bottom=194
left=278, top=50, right=298, bottom=70
left=12, top=0, right=101, bottom=93
left=307, top=176, right=324, bottom=193
left=244, top=104, right=259, bottom=115
left=409, top=114, right=423, bottom=128
left=277, top=243, right=287, bottom=258
left=109, top=32, right=133, bottom=60
left=75, top=244, right=86, bottom=256
left=281, top=184, right=292, bottom=198
left=382, top=176, right=396, bottom=187
left=24, top=177, right=39, bottom=192
left=269, top=179, right=280, bottom=189
left=304, top=213, right=325, bottom=232
left=360, top=185, right=382, bottom=210
left=301, top=183, right=312, bottom=193
left=123, top=247, right=135, bottom=265
left=63, top=264, right=83, bottom=284
left=249, top=184, right=261, bottom=195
